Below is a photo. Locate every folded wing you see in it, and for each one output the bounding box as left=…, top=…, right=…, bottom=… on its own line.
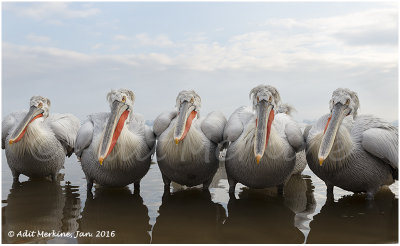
left=200, top=111, right=227, bottom=144
left=153, top=111, right=178, bottom=138
left=47, top=113, right=81, bottom=157
left=223, top=106, right=254, bottom=143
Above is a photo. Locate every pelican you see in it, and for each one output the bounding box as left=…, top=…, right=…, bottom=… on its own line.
left=74, top=89, right=155, bottom=192
left=2, top=96, right=80, bottom=182
left=224, top=85, right=305, bottom=195
left=153, top=90, right=227, bottom=191
left=305, top=88, right=398, bottom=200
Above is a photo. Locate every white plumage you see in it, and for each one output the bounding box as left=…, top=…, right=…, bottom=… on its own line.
left=154, top=90, right=227, bottom=190
left=305, top=88, right=398, bottom=199
left=224, top=85, right=305, bottom=195
left=74, top=89, right=155, bottom=192
left=2, top=96, right=80, bottom=181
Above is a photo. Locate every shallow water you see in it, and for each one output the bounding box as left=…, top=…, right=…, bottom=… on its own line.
left=1, top=154, right=398, bottom=243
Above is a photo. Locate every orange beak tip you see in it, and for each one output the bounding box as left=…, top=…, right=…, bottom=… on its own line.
left=319, top=157, right=324, bottom=166
left=99, top=158, right=104, bottom=165
left=256, top=155, right=262, bottom=164
left=174, top=138, right=179, bottom=145
left=9, top=140, right=13, bottom=145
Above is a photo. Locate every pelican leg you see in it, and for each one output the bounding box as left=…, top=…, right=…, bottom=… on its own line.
left=162, top=173, right=171, bottom=192
left=326, top=183, right=334, bottom=202
left=51, top=173, right=57, bottom=182
left=366, top=188, right=378, bottom=200
left=162, top=188, right=171, bottom=203
left=202, top=177, right=213, bottom=191
left=134, top=182, right=140, bottom=194
left=11, top=170, right=20, bottom=183
left=228, top=176, right=237, bottom=196
left=87, top=179, right=93, bottom=193
left=277, top=184, right=284, bottom=196
left=366, top=192, right=375, bottom=201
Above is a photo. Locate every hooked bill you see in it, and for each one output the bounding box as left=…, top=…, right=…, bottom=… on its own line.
left=98, top=101, right=130, bottom=165
left=9, top=106, right=44, bottom=144
left=254, top=100, right=275, bottom=164
left=174, top=101, right=197, bottom=144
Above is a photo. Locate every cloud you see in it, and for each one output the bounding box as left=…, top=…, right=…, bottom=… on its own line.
left=2, top=41, right=397, bottom=123
left=91, top=43, right=104, bottom=50
left=263, top=8, right=398, bottom=47
left=2, top=5, right=398, bottom=122
left=26, top=34, right=51, bottom=43
left=114, top=33, right=175, bottom=47
left=4, top=2, right=100, bottom=21
left=105, top=8, right=396, bottom=73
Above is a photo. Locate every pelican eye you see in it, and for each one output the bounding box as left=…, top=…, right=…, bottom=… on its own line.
left=122, top=96, right=126, bottom=103
left=38, top=102, right=43, bottom=108
left=190, top=97, right=194, bottom=103
left=345, top=99, right=350, bottom=105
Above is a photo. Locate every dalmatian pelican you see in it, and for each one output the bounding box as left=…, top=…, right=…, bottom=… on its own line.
left=2, top=96, right=80, bottom=182
left=153, top=90, right=227, bottom=191
left=224, top=85, right=305, bottom=195
left=74, top=89, right=155, bottom=192
left=305, top=88, right=398, bottom=200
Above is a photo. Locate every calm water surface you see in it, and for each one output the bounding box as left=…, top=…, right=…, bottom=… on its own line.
left=2, top=154, right=398, bottom=243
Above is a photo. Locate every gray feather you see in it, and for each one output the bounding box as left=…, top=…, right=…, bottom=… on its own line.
left=46, top=113, right=80, bottom=156
left=144, top=125, right=156, bottom=152
left=153, top=111, right=178, bottom=137
left=285, top=121, right=305, bottom=152
left=223, top=106, right=254, bottom=143
left=201, top=111, right=227, bottom=144
left=74, top=119, right=94, bottom=158
left=362, top=127, right=398, bottom=169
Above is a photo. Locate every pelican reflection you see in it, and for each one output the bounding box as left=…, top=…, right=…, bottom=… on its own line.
left=221, top=183, right=308, bottom=243
left=2, top=180, right=80, bottom=243
left=77, top=187, right=151, bottom=243
left=152, top=189, right=226, bottom=243
left=307, top=187, right=398, bottom=243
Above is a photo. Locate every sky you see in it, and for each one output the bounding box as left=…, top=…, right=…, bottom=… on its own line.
left=2, top=2, right=398, bottom=123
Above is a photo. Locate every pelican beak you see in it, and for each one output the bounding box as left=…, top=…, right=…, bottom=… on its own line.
left=9, top=106, right=44, bottom=144
left=254, top=100, right=274, bottom=164
left=256, top=154, right=262, bottom=164
left=318, top=103, right=347, bottom=165
left=173, top=101, right=197, bottom=144
left=98, top=101, right=129, bottom=165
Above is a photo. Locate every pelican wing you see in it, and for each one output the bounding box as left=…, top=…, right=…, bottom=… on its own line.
left=47, top=114, right=81, bottom=157
left=2, top=111, right=27, bottom=149
left=303, top=124, right=312, bottom=143
left=145, top=125, right=156, bottom=152
left=362, top=127, right=398, bottom=170
left=200, top=111, right=227, bottom=144
left=284, top=121, right=305, bottom=152
left=223, top=106, right=254, bottom=143
left=153, top=110, right=178, bottom=137
left=74, top=119, right=94, bottom=158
